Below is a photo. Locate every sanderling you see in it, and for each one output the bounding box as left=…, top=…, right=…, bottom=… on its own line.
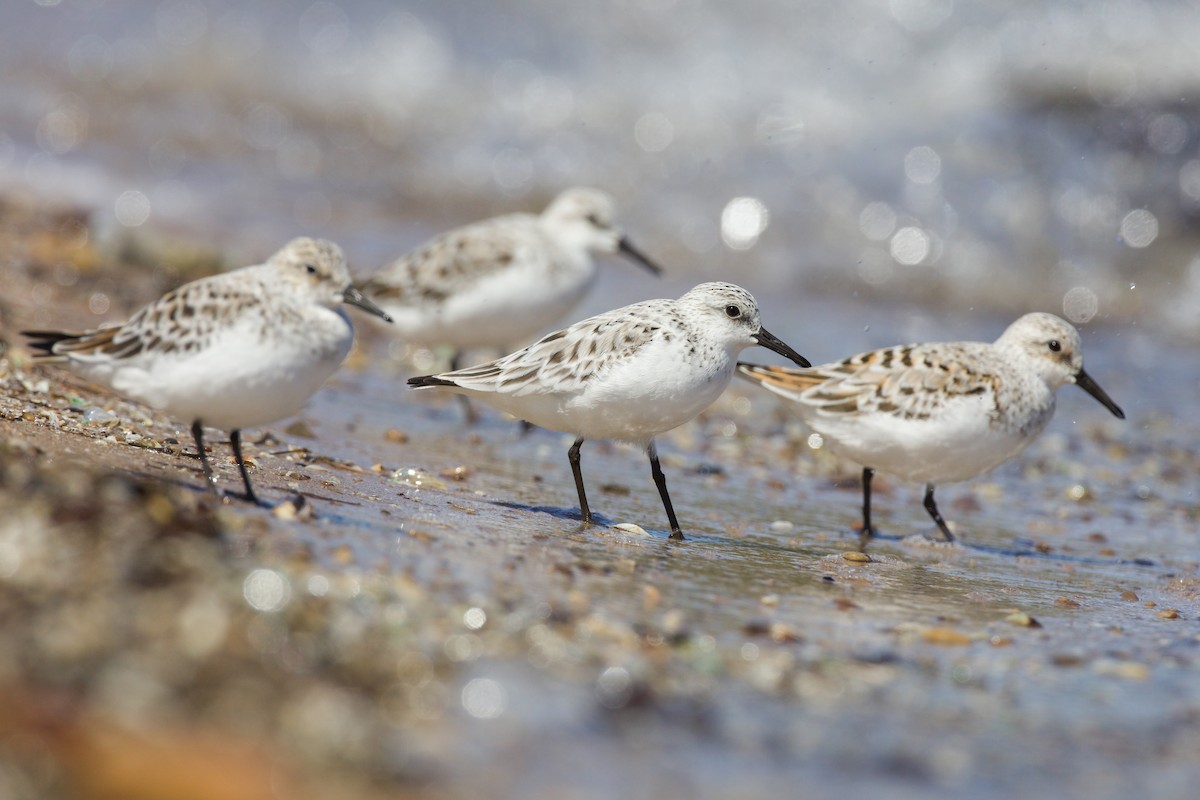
left=408, top=282, right=809, bottom=539
left=359, top=187, right=662, bottom=418
left=23, top=237, right=391, bottom=505
left=738, top=312, right=1125, bottom=550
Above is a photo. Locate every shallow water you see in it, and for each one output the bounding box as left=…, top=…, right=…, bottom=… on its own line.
left=254, top=341, right=1200, bottom=798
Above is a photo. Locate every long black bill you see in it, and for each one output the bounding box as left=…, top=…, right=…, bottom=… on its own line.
left=343, top=286, right=393, bottom=323
left=752, top=326, right=810, bottom=368
left=617, top=236, right=663, bottom=276
left=1074, top=368, right=1124, bottom=419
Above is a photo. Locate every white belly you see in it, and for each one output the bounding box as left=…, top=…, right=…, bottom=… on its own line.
left=463, top=339, right=734, bottom=444
left=82, top=310, right=354, bottom=430
left=381, top=261, right=595, bottom=349
left=804, top=396, right=1052, bottom=485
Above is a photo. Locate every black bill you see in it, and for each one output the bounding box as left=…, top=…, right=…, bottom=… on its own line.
left=344, top=286, right=393, bottom=323
left=753, top=326, right=810, bottom=368
left=1074, top=368, right=1124, bottom=419
left=617, top=236, right=664, bottom=276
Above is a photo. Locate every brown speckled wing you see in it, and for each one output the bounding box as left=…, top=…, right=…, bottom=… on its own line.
left=436, top=301, right=665, bottom=396
left=361, top=216, right=543, bottom=305
left=742, top=343, right=1000, bottom=421
left=26, top=273, right=265, bottom=363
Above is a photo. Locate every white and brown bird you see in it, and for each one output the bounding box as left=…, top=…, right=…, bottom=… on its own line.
left=409, top=282, right=810, bottom=539
left=24, top=237, right=391, bottom=505
left=738, top=312, right=1124, bottom=550
left=359, top=187, right=662, bottom=420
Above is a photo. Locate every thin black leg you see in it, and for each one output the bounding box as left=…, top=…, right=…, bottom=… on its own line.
left=647, top=439, right=684, bottom=540
left=567, top=436, right=591, bottom=524
left=229, top=429, right=265, bottom=507
left=923, top=483, right=955, bottom=542
left=191, top=420, right=219, bottom=497
left=858, top=466, right=875, bottom=551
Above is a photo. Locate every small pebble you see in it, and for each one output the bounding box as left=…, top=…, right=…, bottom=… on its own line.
left=1005, top=611, right=1042, bottom=628
left=283, top=420, right=315, bottom=438
left=769, top=622, right=800, bottom=643
left=613, top=523, right=650, bottom=537
left=1055, top=597, right=1081, bottom=608
left=83, top=407, right=117, bottom=424
left=1051, top=653, right=1085, bottom=667
left=842, top=551, right=871, bottom=563
left=384, top=429, right=409, bottom=444
left=1157, top=609, right=1180, bottom=620
left=439, top=465, right=471, bottom=481
left=921, top=627, right=972, bottom=646
left=1094, top=661, right=1149, bottom=680
left=760, top=594, right=780, bottom=607
left=769, top=520, right=793, bottom=533
left=272, top=495, right=314, bottom=522
left=1119, top=590, right=1139, bottom=602
left=662, top=609, right=686, bottom=637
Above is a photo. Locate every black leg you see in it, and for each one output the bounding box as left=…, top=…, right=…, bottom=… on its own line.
left=858, top=466, right=875, bottom=551
left=229, top=429, right=265, bottom=507
left=191, top=420, right=219, bottom=497
left=923, top=483, right=955, bottom=542
left=647, top=439, right=684, bottom=540
left=567, top=436, right=591, bottom=525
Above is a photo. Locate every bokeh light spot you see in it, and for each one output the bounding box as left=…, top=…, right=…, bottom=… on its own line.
left=634, top=112, right=674, bottom=153
left=720, top=197, right=769, bottom=250
left=1119, top=209, right=1158, bottom=248
left=904, top=146, right=942, bottom=184
left=1147, top=114, right=1188, bottom=155
left=859, top=201, right=897, bottom=241
left=1062, top=287, right=1099, bottom=324
left=890, top=226, right=930, bottom=265
left=1179, top=160, right=1200, bottom=202
left=115, top=190, right=151, bottom=227
left=243, top=569, right=291, bottom=612
left=463, top=607, right=487, bottom=630
left=461, top=678, right=506, bottom=719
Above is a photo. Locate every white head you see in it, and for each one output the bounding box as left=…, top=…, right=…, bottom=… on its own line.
left=995, top=312, right=1123, bottom=417
left=269, top=237, right=391, bottom=321
left=677, top=282, right=809, bottom=366
left=541, top=187, right=662, bottom=275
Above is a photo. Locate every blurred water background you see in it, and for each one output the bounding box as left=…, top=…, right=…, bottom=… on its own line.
left=3, top=0, right=1200, bottom=342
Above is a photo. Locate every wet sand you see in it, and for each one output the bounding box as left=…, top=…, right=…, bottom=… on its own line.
left=0, top=197, right=1198, bottom=799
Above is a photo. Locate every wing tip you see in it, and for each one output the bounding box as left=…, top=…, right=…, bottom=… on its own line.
left=407, top=374, right=457, bottom=388
left=20, top=329, right=75, bottom=358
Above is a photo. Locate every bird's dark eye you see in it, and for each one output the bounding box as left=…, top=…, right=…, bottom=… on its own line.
left=1048, top=340, right=1061, bottom=352
left=725, top=305, right=741, bottom=318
